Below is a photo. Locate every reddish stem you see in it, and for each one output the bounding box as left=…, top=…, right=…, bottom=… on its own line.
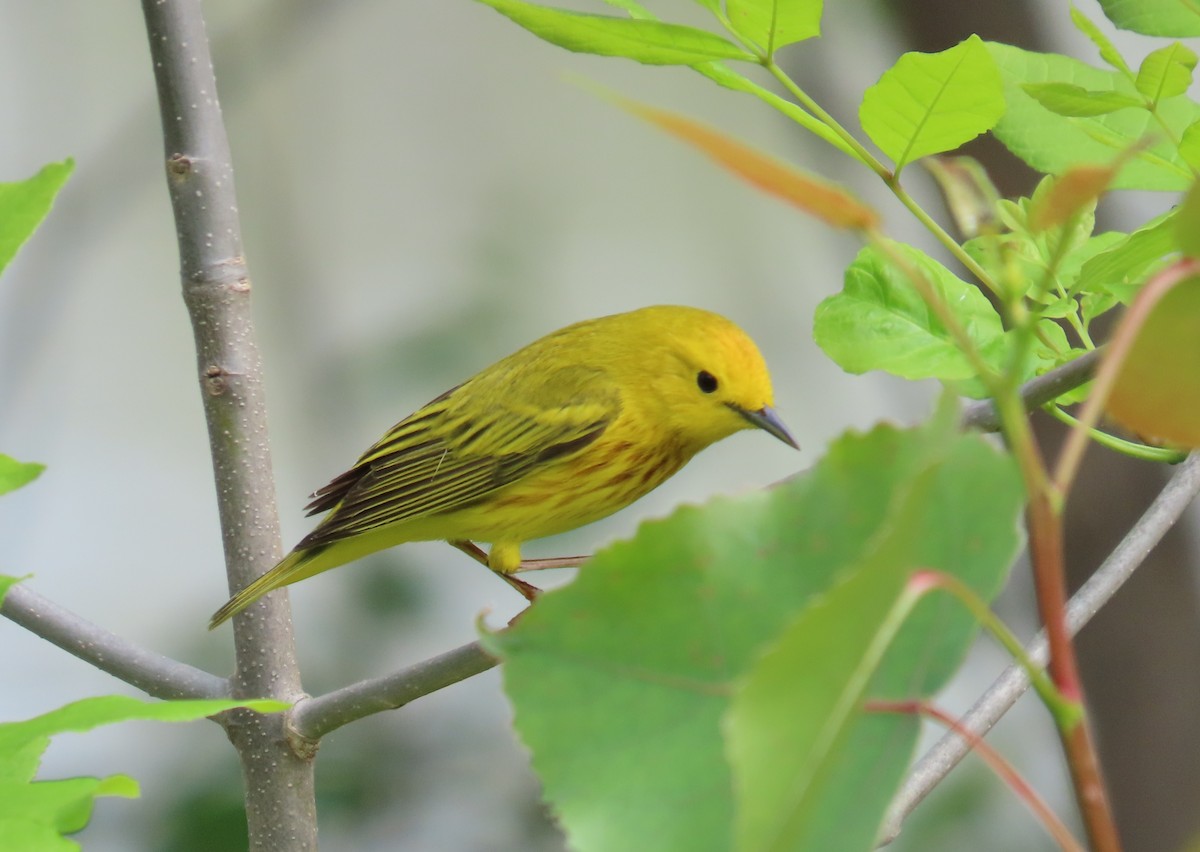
left=869, top=700, right=1083, bottom=852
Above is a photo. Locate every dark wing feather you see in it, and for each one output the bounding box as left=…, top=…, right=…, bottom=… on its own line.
left=296, top=365, right=619, bottom=550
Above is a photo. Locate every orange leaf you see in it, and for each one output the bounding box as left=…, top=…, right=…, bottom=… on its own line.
left=619, top=99, right=879, bottom=231
left=1029, top=164, right=1117, bottom=232
left=1107, top=260, right=1200, bottom=447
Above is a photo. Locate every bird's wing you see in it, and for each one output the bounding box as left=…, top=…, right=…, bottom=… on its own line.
left=296, top=365, right=620, bottom=549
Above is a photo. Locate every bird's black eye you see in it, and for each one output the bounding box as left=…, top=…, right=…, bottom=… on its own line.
left=697, top=370, right=719, bottom=393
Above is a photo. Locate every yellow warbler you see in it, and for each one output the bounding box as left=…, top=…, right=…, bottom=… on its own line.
left=209, top=305, right=795, bottom=628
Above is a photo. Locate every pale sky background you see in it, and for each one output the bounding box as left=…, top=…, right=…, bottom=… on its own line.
left=0, top=1, right=1178, bottom=850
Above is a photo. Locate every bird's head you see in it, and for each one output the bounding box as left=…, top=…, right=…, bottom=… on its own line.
left=633, top=306, right=798, bottom=454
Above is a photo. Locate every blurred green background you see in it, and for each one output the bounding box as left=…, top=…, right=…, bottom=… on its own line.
left=2, top=1, right=1197, bottom=850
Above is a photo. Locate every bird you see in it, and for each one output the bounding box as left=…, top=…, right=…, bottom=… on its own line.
left=209, top=305, right=797, bottom=629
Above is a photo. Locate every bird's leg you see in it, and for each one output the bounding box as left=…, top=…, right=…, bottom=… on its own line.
left=511, top=554, right=591, bottom=572
left=448, top=540, right=542, bottom=602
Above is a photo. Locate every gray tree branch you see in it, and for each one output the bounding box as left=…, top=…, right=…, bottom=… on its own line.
left=1, top=584, right=226, bottom=700
left=289, top=640, right=498, bottom=743
left=139, top=1, right=314, bottom=847
left=961, top=349, right=1102, bottom=432
left=880, top=450, right=1200, bottom=845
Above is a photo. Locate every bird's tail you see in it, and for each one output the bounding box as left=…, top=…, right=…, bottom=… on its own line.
left=208, top=546, right=327, bottom=630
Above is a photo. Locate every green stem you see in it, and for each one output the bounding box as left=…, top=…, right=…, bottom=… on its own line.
left=914, top=572, right=1079, bottom=728
left=1045, top=405, right=1187, bottom=464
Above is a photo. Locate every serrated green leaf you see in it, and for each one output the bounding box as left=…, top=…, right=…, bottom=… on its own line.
left=0, top=454, right=45, bottom=496
left=988, top=42, right=1200, bottom=190
left=0, top=160, right=73, bottom=280
left=1097, top=0, right=1200, bottom=37
left=1070, top=4, right=1134, bottom=75
left=485, top=413, right=1021, bottom=852
left=726, top=0, right=822, bottom=55
left=813, top=243, right=1005, bottom=381
left=1135, top=42, right=1197, bottom=103
left=1021, top=82, right=1143, bottom=116
left=729, top=432, right=1021, bottom=851
left=474, top=0, right=755, bottom=64
left=861, top=35, right=1004, bottom=174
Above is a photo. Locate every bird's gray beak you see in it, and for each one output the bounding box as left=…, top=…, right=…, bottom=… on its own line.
left=734, top=404, right=799, bottom=449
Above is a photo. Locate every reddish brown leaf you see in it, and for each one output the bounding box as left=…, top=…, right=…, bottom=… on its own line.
left=619, top=99, right=879, bottom=230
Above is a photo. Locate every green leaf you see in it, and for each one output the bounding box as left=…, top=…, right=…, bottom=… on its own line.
left=1177, top=180, right=1200, bottom=257
left=1109, top=269, right=1200, bottom=445
left=725, top=0, right=822, bottom=54
left=1069, top=4, right=1134, bottom=75
left=860, top=35, right=1004, bottom=174
left=0, top=160, right=73, bottom=279
left=729, top=428, right=1022, bottom=851
left=813, top=243, right=1005, bottom=382
left=1180, top=120, right=1200, bottom=169
left=0, top=776, right=137, bottom=835
left=1076, top=209, right=1179, bottom=299
left=695, top=62, right=859, bottom=159
left=1097, top=0, right=1200, bottom=37
left=473, top=0, right=755, bottom=64
left=0, top=454, right=45, bottom=496
left=1021, top=82, right=1143, bottom=116
left=0, top=696, right=288, bottom=758
left=0, top=696, right=288, bottom=844
left=484, top=411, right=1022, bottom=852
left=1135, top=42, right=1197, bottom=104
left=988, top=42, right=1200, bottom=191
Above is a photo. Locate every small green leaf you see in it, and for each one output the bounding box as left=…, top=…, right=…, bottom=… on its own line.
left=725, top=0, right=822, bottom=54
left=1076, top=210, right=1179, bottom=297
left=1069, top=4, right=1134, bottom=75
left=0, top=696, right=289, bottom=759
left=1135, top=42, right=1197, bottom=104
left=860, top=35, right=1005, bottom=174
left=813, top=243, right=1005, bottom=381
left=0, top=160, right=73, bottom=280
left=988, top=42, right=1200, bottom=191
left=695, top=62, right=859, bottom=159
left=1021, top=82, right=1143, bottom=116
left=1097, top=0, right=1200, bottom=37
left=0, top=455, right=45, bottom=496
left=474, top=0, right=755, bottom=64
left=1180, top=120, right=1200, bottom=169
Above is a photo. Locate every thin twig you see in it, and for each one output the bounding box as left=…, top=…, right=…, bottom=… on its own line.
left=961, top=349, right=1102, bottom=432
left=289, top=641, right=498, bottom=742
left=140, top=1, right=314, bottom=848
left=880, top=451, right=1200, bottom=845
left=1, top=584, right=227, bottom=700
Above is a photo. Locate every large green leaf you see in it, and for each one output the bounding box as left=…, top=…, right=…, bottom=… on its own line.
left=0, top=160, right=73, bottom=279
left=474, top=0, right=755, bottom=64
left=988, top=42, right=1199, bottom=190
left=1097, top=0, right=1200, bottom=36
left=813, top=242, right=1005, bottom=382
left=485, top=408, right=1023, bottom=852
left=860, top=35, right=1004, bottom=174
left=728, top=433, right=1022, bottom=851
